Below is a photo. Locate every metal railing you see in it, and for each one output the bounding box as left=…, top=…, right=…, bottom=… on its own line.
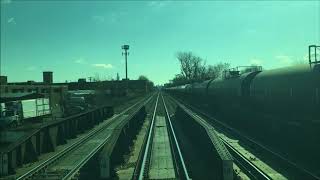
left=309, top=45, right=320, bottom=68
left=169, top=94, right=320, bottom=180
left=223, top=66, right=262, bottom=79
left=16, top=94, right=154, bottom=180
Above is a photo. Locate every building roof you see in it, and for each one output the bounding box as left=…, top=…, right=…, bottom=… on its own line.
left=0, top=92, right=45, bottom=103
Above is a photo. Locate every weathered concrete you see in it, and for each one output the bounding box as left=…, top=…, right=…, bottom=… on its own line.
left=116, top=114, right=151, bottom=179
left=173, top=106, right=233, bottom=180
left=100, top=150, right=110, bottom=178
left=0, top=106, right=113, bottom=177
left=148, top=116, right=176, bottom=179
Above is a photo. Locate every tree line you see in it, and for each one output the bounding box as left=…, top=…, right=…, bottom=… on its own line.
left=168, top=51, right=230, bottom=86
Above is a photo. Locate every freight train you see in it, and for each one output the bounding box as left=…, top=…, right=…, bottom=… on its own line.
left=165, top=46, right=320, bottom=167
left=166, top=63, right=320, bottom=123
left=166, top=45, right=320, bottom=126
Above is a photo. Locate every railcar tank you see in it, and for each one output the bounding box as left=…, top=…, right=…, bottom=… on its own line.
left=185, top=84, right=193, bottom=94
left=191, top=80, right=212, bottom=104
left=192, top=80, right=212, bottom=95
left=207, top=67, right=261, bottom=109
left=250, top=64, right=320, bottom=122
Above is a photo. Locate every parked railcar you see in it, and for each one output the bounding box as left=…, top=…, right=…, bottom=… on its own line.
left=192, top=80, right=212, bottom=95
left=206, top=68, right=261, bottom=110
left=191, top=80, right=212, bottom=105
left=166, top=63, right=319, bottom=122
left=165, top=63, right=319, bottom=143
left=165, top=46, right=320, bottom=174
left=185, top=84, right=192, bottom=94
left=250, top=64, right=320, bottom=122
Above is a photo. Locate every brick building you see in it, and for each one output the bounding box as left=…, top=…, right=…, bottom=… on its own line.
left=0, top=73, right=68, bottom=117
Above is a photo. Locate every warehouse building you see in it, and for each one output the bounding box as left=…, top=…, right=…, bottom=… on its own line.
left=0, top=72, right=67, bottom=117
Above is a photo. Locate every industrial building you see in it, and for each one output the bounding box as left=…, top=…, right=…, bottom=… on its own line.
left=0, top=72, right=154, bottom=117
left=0, top=72, right=67, bottom=117
left=56, top=79, right=153, bottom=95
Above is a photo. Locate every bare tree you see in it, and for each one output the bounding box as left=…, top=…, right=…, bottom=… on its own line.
left=176, top=51, right=193, bottom=80
left=171, top=51, right=231, bottom=86
left=138, top=75, right=149, bottom=81
left=176, top=51, right=207, bottom=82
left=205, top=62, right=230, bottom=79
left=138, top=75, right=154, bottom=89
left=171, top=74, right=188, bottom=85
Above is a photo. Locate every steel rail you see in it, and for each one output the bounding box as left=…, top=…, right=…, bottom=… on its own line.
left=161, top=94, right=191, bottom=180
left=17, top=94, right=155, bottom=180
left=220, top=138, right=271, bottom=180
left=138, top=93, right=159, bottom=180
left=168, top=95, right=271, bottom=180
left=62, top=98, right=151, bottom=180
left=62, top=134, right=112, bottom=180
left=62, top=93, right=155, bottom=180
left=168, top=94, right=320, bottom=180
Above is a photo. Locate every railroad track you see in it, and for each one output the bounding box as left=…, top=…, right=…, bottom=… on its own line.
left=168, top=94, right=320, bottom=180
left=16, top=94, right=155, bottom=180
left=133, top=93, right=191, bottom=180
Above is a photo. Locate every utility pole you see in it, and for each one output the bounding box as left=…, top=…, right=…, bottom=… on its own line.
left=121, top=45, right=129, bottom=80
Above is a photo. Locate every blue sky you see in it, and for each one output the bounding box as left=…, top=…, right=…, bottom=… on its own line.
left=1, top=0, right=319, bottom=85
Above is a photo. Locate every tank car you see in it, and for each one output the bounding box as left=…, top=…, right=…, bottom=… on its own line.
left=192, top=80, right=212, bottom=95
left=166, top=84, right=188, bottom=96
left=166, top=45, right=320, bottom=124
left=250, top=64, right=320, bottom=123
left=207, top=67, right=262, bottom=110
left=191, top=80, right=212, bottom=105
left=165, top=46, right=320, bottom=171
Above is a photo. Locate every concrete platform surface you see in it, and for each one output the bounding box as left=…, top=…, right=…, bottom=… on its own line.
left=148, top=116, right=176, bottom=179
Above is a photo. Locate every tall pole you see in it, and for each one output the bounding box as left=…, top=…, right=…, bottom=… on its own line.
left=121, top=45, right=130, bottom=80
left=125, top=49, right=128, bottom=80
left=122, top=45, right=130, bottom=96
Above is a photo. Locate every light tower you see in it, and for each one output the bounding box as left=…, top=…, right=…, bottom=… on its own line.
left=121, top=45, right=129, bottom=80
